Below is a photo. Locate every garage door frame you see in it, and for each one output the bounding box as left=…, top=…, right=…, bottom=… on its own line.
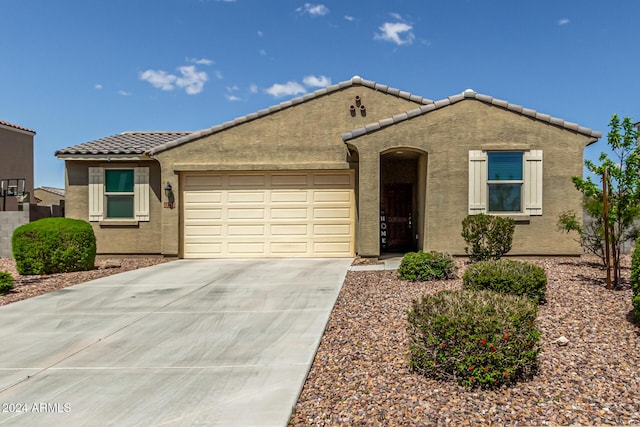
left=180, top=170, right=356, bottom=258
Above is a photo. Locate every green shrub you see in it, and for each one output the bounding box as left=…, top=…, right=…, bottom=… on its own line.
left=407, top=289, right=540, bottom=389
left=461, top=214, right=515, bottom=262
left=631, top=240, right=640, bottom=323
left=398, top=251, right=456, bottom=281
left=0, top=271, right=14, bottom=293
left=463, top=259, right=547, bottom=304
left=12, top=218, right=96, bottom=275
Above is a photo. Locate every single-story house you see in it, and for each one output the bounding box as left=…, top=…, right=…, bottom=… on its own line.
left=56, top=76, right=601, bottom=259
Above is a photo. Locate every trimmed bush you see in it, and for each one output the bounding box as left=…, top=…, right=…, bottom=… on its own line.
left=398, top=251, right=456, bottom=281
left=0, top=271, right=14, bottom=293
left=407, top=289, right=540, bottom=389
left=461, top=214, right=515, bottom=262
left=463, top=259, right=547, bottom=304
left=12, top=218, right=96, bottom=275
left=631, top=240, right=640, bottom=324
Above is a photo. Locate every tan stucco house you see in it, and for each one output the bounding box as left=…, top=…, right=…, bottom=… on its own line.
left=56, top=76, right=601, bottom=258
left=0, top=120, right=34, bottom=211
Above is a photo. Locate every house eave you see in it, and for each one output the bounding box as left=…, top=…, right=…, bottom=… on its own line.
left=0, top=123, right=35, bottom=136
left=56, top=154, right=151, bottom=161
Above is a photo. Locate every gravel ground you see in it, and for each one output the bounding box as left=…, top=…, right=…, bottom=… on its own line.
left=290, top=256, right=640, bottom=426
left=0, top=257, right=170, bottom=307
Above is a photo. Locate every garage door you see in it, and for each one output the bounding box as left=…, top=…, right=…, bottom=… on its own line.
left=182, top=171, right=355, bottom=258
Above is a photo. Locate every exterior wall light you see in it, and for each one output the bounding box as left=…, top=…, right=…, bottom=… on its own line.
left=164, top=182, right=175, bottom=209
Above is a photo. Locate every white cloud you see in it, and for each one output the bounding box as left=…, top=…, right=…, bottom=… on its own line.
left=175, top=65, right=208, bottom=94
left=344, top=15, right=355, bottom=22
left=259, top=49, right=267, bottom=56
left=188, top=57, right=214, bottom=65
left=140, top=65, right=208, bottom=95
left=118, top=90, right=131, bottom=96
left=213, top=70, right=224, bottom=80
left=296, top=3, right=329, bottom=17
left=303, top=75, right=331, bottom=87
left=139, top=69, right=177, bottom=91
left=225, top=94, right=241, bottom=101
left=257, top=31, right=264, bottom=37
left=265, top=81, right=307, bottom=98
left=249, top=84, right=258, bottom=94
left=374, top=22, right=415, bottom=46
left=94, top=84, right=103, bottom=90
left=558, top=18, right=570, bottom=26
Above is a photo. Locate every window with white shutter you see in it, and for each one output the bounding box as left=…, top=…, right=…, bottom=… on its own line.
left=468, top=150, right=543, bottom=216
left=87, top=166, right=150, bottom=222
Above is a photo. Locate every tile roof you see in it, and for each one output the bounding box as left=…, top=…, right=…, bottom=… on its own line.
left=0, top=119, right=36, bottom=134
left=341, top=89, right=602, bottom=142
left=146, top=76, right=432, bottom=155
left=56, top=77, right=602, bottom=157
left=35, top=186, right=65, bottom=197
left=55, top=131, right=192, bottom=156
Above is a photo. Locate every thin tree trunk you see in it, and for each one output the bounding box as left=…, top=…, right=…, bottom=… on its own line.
left=603, top=169, right=612, bottom=290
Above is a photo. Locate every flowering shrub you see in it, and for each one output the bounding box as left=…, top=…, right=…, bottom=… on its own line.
left=407, top=289, right=540, bottom=389
left=463, top=259, right=547, bottom=304
left=398, top=251, right=456, bottom=281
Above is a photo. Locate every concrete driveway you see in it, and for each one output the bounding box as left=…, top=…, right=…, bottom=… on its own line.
left=0, top=258, right=352, bottom=427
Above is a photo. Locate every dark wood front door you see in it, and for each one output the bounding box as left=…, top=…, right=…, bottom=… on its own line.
left=382, top=184, right=413, bottom=252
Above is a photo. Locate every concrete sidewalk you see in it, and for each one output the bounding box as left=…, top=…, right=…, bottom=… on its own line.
left=0, top=258, right=352, bottom=427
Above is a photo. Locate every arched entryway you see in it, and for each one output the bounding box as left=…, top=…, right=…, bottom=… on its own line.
left=380, top=149, right=426, bottom=253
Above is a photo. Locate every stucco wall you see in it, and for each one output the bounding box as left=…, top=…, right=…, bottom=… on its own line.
left=349, top=100, right=593, bottom=256
left=0, top=127, right=34, bottom=212
left=65, top=160, right=163, bottom=255
left=153, top=85, right=422, bottom=256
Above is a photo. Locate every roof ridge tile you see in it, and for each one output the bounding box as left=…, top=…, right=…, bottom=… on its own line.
left=341, top=89, right=603, bottom=142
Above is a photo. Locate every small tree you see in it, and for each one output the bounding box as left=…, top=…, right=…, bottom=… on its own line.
left=558, top=114, right=640, bottom=289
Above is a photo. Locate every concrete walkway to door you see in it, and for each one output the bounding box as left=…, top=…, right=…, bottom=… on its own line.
left=0, top=258, right=352, bottom=427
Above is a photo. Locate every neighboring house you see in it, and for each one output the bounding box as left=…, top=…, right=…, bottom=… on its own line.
left=34, top=186, right=65, bottom=206
left=56, top=76, right=601, bottom=259
left=0, top=119, right=35, bottom=257
left=0, top=120, right=34, bottom=211
left=34, top=186, right=65, bottom=218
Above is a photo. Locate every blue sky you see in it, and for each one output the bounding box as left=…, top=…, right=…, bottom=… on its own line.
left=1, top=0, right=638, bottom=189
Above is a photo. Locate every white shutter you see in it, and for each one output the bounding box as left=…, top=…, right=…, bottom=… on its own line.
left=524, top=150, right=543, bottom=215
left=134, top=167, right=150, bottom=221
left=468, top=150, right=487, bottom=214
left=88, top=167, right=104, bottom=221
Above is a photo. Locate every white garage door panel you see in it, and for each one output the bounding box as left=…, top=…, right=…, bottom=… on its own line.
left=183, top=171, right=355, bottom=258
left=271, top=191, right=308, bottom=203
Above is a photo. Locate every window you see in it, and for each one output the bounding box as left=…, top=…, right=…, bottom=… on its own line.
left=88, top=166, right=149, bottom=222
left=469, top=150, right=542, bottom=216
left=105, top=170, right=134, bottom=218
left=487, top=152, right=522, bottom=213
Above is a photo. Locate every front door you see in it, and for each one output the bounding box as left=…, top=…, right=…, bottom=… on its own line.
left=382, top=184, right=413, bottom=252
